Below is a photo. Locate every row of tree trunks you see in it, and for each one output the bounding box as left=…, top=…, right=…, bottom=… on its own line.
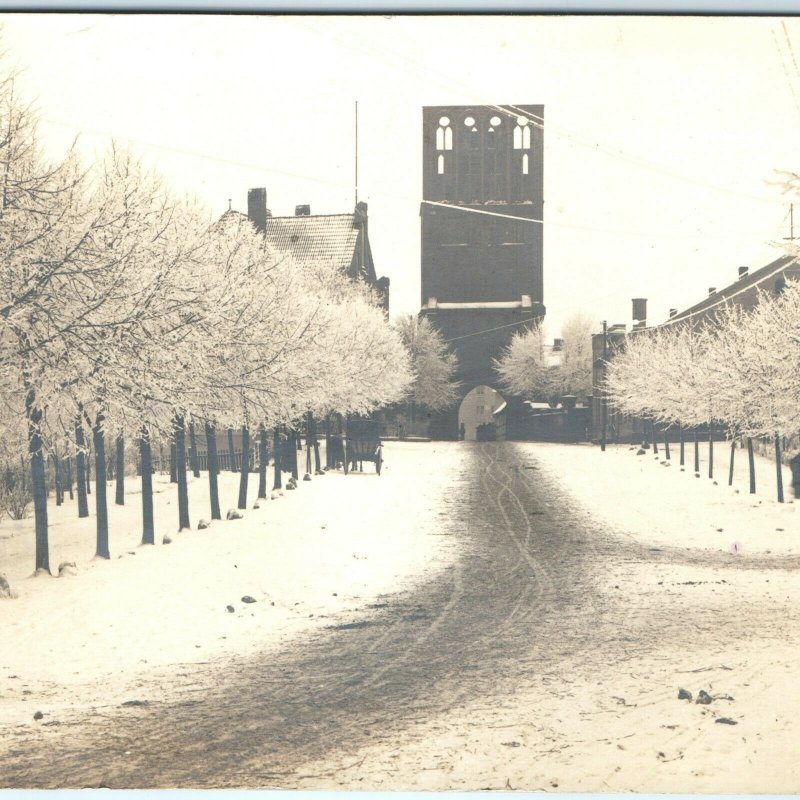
left=206, top=422, right=222, bottom=520
left=188, top=422, right=201, bottom=478
left=140, top=427, right=155, bottom=545
left=93, top=413, right=110, bottom=560
left=237, top=426, right=250, bottom=510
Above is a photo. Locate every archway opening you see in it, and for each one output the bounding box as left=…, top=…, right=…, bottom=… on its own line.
left=458, top=386, right=507, bottom=442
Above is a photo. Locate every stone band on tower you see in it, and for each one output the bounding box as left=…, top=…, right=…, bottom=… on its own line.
left=420, top=105, right=546, bottom=439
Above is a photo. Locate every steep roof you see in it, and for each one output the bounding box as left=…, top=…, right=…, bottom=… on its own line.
left=264, top=214, right=360, bottom=273
left=669, top=253, right=800, bottom=325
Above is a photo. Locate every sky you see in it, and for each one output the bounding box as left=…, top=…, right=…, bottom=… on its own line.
left=2, top=14, right=800, bottom=338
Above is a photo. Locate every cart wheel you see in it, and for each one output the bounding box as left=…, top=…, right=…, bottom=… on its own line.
left=376, top=453, right=382, bottom=476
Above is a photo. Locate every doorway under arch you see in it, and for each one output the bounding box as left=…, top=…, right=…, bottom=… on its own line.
left=458, top=385, right=507, bottom=441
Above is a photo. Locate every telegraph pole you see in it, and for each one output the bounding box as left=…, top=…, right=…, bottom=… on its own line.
left=600, top=321, right=608, bottom=452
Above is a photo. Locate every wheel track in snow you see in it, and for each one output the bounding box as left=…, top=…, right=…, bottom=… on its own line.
left=2, top=441, right=799, bottom=789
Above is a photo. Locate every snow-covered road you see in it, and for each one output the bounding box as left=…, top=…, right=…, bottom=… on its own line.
left=2, top=442, right=800, bottom=791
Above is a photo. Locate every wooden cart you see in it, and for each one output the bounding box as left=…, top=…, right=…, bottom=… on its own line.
left=344, top=417, right=383, bottom=475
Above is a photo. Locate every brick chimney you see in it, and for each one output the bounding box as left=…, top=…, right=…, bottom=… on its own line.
left=738, top=266, right=749, bottom=279
left=632, top=297, right=647, bottom=329
left=247, top=188, right=267, bottom=232
left=294, top=204, right=311, bottom=216
left=669, top=308, right=678, bottom=318
left=708, top=287, right=716, bottom=296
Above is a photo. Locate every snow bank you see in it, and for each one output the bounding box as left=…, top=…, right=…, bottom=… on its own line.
left=0, top=442, right=459, bottom=727
left=521, top=441, right=798, bottom=554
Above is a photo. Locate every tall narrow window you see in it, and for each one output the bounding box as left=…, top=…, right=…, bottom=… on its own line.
left=522, top=154, right=529, bottom=175
left=514, top=116, right=531, bottom=150
left=436, top=116, right=453, bottom=151
left=438, top=154, right=444, bottom=174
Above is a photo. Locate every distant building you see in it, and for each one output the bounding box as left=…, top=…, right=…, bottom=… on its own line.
left=419, top=105, right=546, bottom=439
left=221, top=188, right=390, bottom=311
left=591, top=255, right=800, bottom=442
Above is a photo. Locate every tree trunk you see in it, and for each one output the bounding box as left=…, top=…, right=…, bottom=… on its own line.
left=52, top=454, right=63, bottom=506
left=26, top=388, right=50, bottom=574
left=258, top=424, right=268, bottom=499
left=205, top=422, right=221, bottom=520
left=290, top=428, right=299, bottom=480
left=188, top=422, right=201, bottom=478
left=140, top=427, right=155, bottom=545
left=708, top=428, right=714, bottom=479
left=747, top=437, right=756, bottom=494
left=75, top=419, right=89, bottom=518
left=175, top=415, right=190, bottom=531
left=728, top=440, right=736, bottom=487
left=693, top=428, right=700, bottom=474
left=85, top=442, right=91, bottom=495
left=66, top=455, right=73, bottom=500
left=273, top=427, right=282, bottom=490
left=227, top=428, right=237, bottom=472
left=679, top=424, right=685, bottom=467
left=238, top=426, right=250, bottom=510
left=652, top=421, right=659, bottom=456
left=325, top=415, right=332, bottom=469
left=663, top=427, right=671, bottom=460
left=775, top=433, right=785, bottom=503
left=169, top=441, right=177, bottom=483
left=115, top=434, right=125, bottom=505
left=93, top=414, right=110, bottom=559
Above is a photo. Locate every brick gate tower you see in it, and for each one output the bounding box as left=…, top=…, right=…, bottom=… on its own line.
left=419, top=105, right=546, bottom=439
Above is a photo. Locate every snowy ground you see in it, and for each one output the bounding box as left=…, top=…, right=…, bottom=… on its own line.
left=2, top=440, right=799, bottom=792
left=528, top=440, right=798, bottom=554
left=0, top=442, right=459, bottom=730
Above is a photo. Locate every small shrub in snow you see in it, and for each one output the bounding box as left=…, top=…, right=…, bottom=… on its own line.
left=241, top=595, right=256, bottom=604
left=197, top=519, right=211, bottom=530
left=226, top=509, right=243, bottom=520
left=0, top=574, right=16, bottom=599
left=162, top=535, right=172, bottom=545
left=57, top=562, right=77, bottom=577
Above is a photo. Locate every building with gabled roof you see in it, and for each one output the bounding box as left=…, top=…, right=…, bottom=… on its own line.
left=224, top=188, right=389, bottom=310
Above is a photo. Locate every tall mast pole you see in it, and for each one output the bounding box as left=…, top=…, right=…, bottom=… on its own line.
left=355, top=100, right=359, bottom=206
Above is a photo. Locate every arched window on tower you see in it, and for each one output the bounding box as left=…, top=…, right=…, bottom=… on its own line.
left=436, top=115, right=452, bottom=176
left=522, top=154, right=529, bottom=175
left=514, top=116, right=531, bottom=150
left=436, top=116, right=453, bottom=151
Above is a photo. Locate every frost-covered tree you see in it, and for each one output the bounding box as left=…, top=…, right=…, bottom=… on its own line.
left=494, top=323, right=561, bottom=405
left=392, top=314, right=459, bottom=412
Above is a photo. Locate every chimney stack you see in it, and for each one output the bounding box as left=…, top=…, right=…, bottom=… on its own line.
left=738, top=266, right=749, bottom=279
left=708, top=287, right=716, bottom=296
left=669, top=308, right=678, bottom=318
left=294, top=204, right=311, bottom=216
left=247, top=188, right=267, bottom=232
left=553, top=338, right=564, bottom=351
left=632, top=297, right=647, bottom=329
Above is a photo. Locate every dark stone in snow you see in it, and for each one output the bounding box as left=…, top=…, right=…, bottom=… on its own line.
left=58, top=562, right=78, bottom=577
left=636, top=449, right=646, bottom=456
left=696, top=690, right=713, bottom=705
left=286, top=483, right=296, bottom=490
left=678, top=688, right=693, bottom=701
left=0, top=574, right=17, bottom=599
left=303, top=473, right=312, bottom=481
left=197, top=519, right=211, bottom=530
left=33, top=711, right=43, bottom=720
left=252, top=502, right=260, bottom=510
left=162, top=535, right=172, bottom=545
left=226, top=509, right=243, bottom=520
left=121, top=699, right=149, bottom=707
left=715, top=717, right=738, bottom=725
left=226, top=605, right=235, bottom=613
left=241, top=595, right=257, bottom=604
